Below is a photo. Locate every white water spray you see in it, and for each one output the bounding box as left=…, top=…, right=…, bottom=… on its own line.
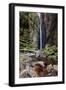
left=38, top=13, right=42, bottom=51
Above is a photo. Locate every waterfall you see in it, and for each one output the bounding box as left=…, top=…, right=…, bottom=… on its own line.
left=38, top=13, right=42, bottom=51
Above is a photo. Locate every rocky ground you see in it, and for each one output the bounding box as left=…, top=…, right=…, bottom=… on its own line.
left=19, top=53, right=58, bottom=78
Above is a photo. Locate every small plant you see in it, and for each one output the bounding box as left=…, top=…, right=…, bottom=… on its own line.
left=42, top=44, right=58, bottom=60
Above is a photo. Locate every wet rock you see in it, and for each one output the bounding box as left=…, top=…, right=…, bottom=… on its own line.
left=47, top=64, right=53, bottom=72
left=19, top=69, right=31, bottom=78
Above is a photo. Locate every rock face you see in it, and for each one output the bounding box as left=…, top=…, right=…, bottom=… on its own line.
left=45, top=13, right=58, bottom=46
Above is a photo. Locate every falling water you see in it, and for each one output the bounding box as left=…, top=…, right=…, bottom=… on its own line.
left=38, top=13, right=42, bottom=51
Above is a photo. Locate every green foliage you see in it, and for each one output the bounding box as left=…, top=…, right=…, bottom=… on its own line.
left=43, top=44, right=58, bottom=60
left=28, top=12, right=39, bottom=31
left=19, top=12, right=39, bottom=50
